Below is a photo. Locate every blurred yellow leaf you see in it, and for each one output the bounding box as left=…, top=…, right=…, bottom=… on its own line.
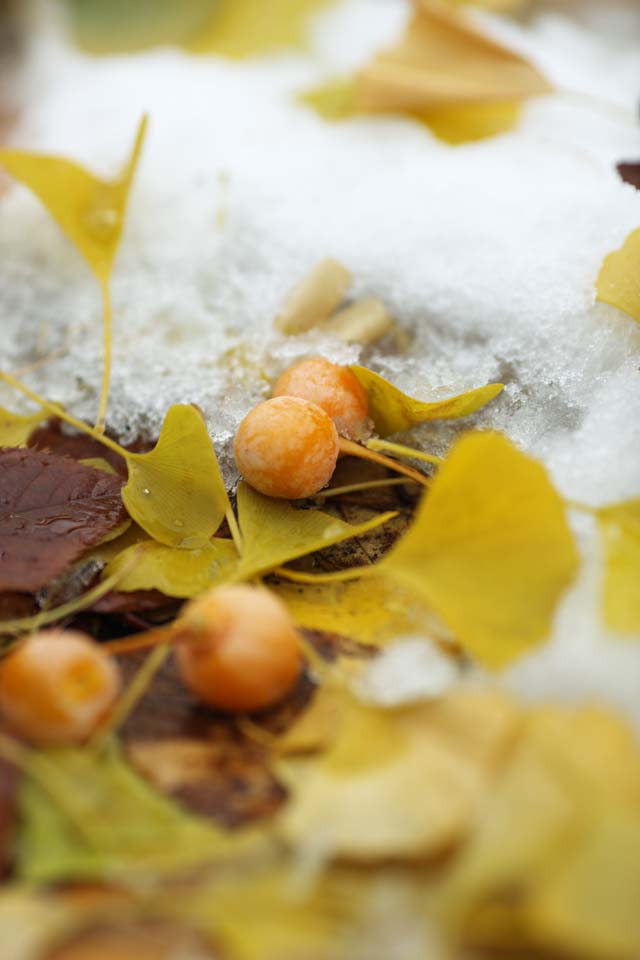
left=437, top=704, right=640, bottom=957
left=189, top=0, right=335, bottom=58
left=105, top=537, right=238, bottom=598
left=0, top=118, right=146, bottom=284
left=0, top=118, right=147, bottom=430
left=596, top=226, right=640, bottom=325
left=122, top=404, right=230, bottom=549
left=18, top=743, right=267, bottom=885
left=351, top=366, right=503, bottom=437
left=303, top=0, right=549, bottom=143
left=597, top=499, right=640, bottom=634
left=417, top=100, right=521, bottom=144
left=279, top=687, right=519, bottom=861
left=357, top=0, right=551, bottom=113
left=233, top=482, right=397, bottom=581
left=274, top=575, right=432, bottom=646
left=382, top=432, right=579, bottom=667
left=0, top=405, right=48, bottom=447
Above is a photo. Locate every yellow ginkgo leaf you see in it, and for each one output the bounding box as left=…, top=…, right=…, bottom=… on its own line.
left=417, top=100, right=521, bottom=144
left=304, top=0, right=549, bottom=144
left=382, top=432, right=579, bottom=667
left=105, top=537, right=238, bottom=598
left=188, top=0, right=335, bottom=58
left=233, top=481, right=397, bottom=581
left=436, top=704, right=640, bottom=953
left=274, top=575, right=433, bottom=646
left=596, top=226, right=640, bottom=325
left=0, top=117, right=147, bottom=430
left=279, top=687, right=520, bottom=862
left=0, top=374, right=232, bottom=552
left=351, top=366, right=503, bottom=437
left=122, top=405, right=230, bottom=549
left=0, top=405, right=48, bottom=447
left=356, top=0, right=551, bottom=114
left=597, top=500, right=640, bottom=634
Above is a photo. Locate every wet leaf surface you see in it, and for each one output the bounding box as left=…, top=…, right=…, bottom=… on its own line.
left=0, top=448, right=128, bottom=593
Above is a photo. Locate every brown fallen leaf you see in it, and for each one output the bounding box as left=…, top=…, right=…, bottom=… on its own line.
left=0, top=755, right=19, bottom=878
left=0, top=448, right=128, bottom=593
left=29, top=418, right=154, bottom=476
left=618, top=162, right=640, bottom=191
left=46, top=920, right=216, bottom=960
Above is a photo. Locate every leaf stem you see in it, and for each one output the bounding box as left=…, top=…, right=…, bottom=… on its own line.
left=366, top=438, right=444, bottom=466
left=274, top=565, right=370, bottom=585
left=565, top=499, right=598, bottom=516
left=311, top=477, right=413, bottom=500
left=338, top=437, right=430, bottom=487
left=103, top=623, right=177, bottom=656
left=0, top=560, right=141, bottom=643
left=0, top=370, right=128, bottom=461
left=95, top=278, right=113, bottom=434
left=225, top=505, right=243, bottom=555
left=93, top=642, right=171, bottom=749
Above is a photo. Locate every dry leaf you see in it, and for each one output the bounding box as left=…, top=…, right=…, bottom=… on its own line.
left=351, top=366, right=503, bottom=437
left=0, top=406, right=49, bottom=448
left=274, top=258, right=352, bottom=335
left=279, top=687, right=520, bottom=862
left=381, top=431, right=579, bottom=667
left=617, top=162, right=640, bottom=191
left=596, top=226, right=640, bottom=325
left=597, top=499, right=640, bottom=634
left=0, top=118, right=147, bottom=428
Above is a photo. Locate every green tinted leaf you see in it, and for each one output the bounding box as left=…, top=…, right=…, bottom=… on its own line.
left=18, top=744, right=264, bottom=884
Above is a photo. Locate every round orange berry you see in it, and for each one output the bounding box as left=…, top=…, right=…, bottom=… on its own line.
left=234, top=396, right=339, bottom=499
left=272, top=356, right=371, bottom=440
left=0, top=630, right=121, bottom=746
left=176, top=585, right=301, bottom=713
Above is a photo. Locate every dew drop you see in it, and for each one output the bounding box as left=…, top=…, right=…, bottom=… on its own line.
left=143, top=488, right=151, bottom=496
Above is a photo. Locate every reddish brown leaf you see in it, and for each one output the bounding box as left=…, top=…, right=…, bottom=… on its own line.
left=29, top=419, right=128, bottom=475
left=618, top=162, right=640, bottom=190
left=0, top=756, right=20, bottom=878
left=0, top=448, right=128, bottom=592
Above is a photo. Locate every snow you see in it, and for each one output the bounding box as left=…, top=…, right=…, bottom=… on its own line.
left=1, top=1, right=640, bottom=721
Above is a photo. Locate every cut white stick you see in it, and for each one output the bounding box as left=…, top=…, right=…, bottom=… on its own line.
left=275, top=257, right=352, bottom=334
left=321, top=297, right=392, bottom=345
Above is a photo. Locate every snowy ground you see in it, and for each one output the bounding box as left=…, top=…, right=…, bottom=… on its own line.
left=1, top=1, right=640, bottom=721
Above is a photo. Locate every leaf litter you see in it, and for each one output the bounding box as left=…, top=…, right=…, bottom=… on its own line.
left=1, top=30, right=640, bottom=959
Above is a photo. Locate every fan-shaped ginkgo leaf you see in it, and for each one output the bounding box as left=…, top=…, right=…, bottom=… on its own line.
left=0, top=118, right=147, bottom=430
left=0, top=405, right=49, bottom=447
left=105, top=537, right=238, bottom=598
left=351, top=366, right=503, bottom=437
left=596, top=227, right=640, bottom=325
left=122, top=405, right=230, bottom=549
left=382, top=432, right=578, bottom=667
left=597, top=500, right=640, bottom=634
left=233, top=482, right=397, bottom=581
